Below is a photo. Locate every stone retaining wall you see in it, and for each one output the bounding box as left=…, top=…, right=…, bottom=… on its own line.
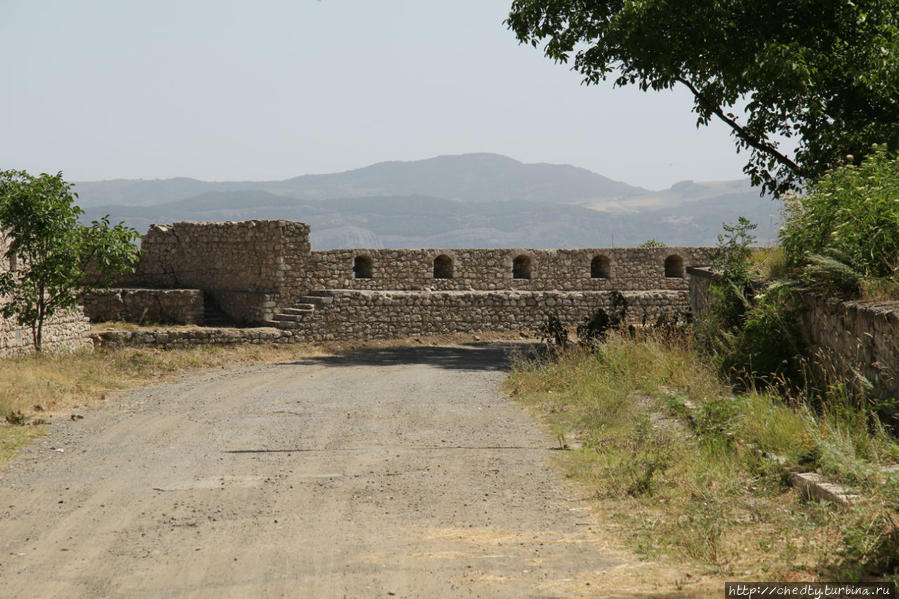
left=83, top=288, right=204, bottom=325
left=687, top=269, right=898, bottom=403
left=288, top=289, right=691, bottom=342
left=0, top=308, right=92, bottom=357
left=799, top=292, right=898, bottom=402
left=91, top=326, right=302, bottom=349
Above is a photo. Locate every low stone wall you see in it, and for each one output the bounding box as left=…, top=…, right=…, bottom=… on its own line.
left=799, top=292, right=898, bottom=402
left=289, top=290, right=691, bottom=342
left=687, top=270, right=898, bottom=404
left=0, top=308, right=92, bottom=357
left=91, top=326, right=302, bottom=349
left=83, top=288, right=204, bottom=325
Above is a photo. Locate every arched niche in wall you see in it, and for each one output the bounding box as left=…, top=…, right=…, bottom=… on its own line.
left=591, top=255, right=611, bottom=279
left=664, top=254, right=684, bottom=278
left=512, top=255, right=532, bottom=280
left=433, top=254, right=453, bottom=279
left=353, top=255, right=373, bottom=279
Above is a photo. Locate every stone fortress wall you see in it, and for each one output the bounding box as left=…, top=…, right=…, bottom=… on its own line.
left=290, top=247, right=708, bottom=294
left=118, top=220, right=311, bottom=324
left=0, top=231, right=91, bottom=357
left=100, top=220, right=714, bottom=342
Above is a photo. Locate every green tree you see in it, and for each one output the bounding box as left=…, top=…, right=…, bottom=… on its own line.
left=0, top=170, right=141, bottom=351
left=506, top=0, right=899, bottom=196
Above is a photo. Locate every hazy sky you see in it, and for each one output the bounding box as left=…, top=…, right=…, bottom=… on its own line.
left=3, top=0, right=755, bottom=190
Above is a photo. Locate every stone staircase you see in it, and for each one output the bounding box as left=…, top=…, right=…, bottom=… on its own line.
left=265, top=291, right=333, bottom=329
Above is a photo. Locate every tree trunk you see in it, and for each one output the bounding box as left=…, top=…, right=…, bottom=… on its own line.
left=34, top=287, right=44, bottom=352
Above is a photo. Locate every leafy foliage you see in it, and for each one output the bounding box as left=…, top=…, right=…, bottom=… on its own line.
left=0, top=170, right=140, bottom=351
left=711, top=216, right=757, bottom=284
left=717, top=285, right=807, bottom=389
left=638, top=239, right=666, bottom=248
left=507, top=1, right=899, bottom=196
left=802, top=253, right=865, bottom=294
left=699, top=218, right=805, bottom=388
left=780, top=145, right=899, bottom=286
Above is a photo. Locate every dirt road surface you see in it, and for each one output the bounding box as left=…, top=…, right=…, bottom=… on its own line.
left=0, top=343, right=651, bottom=598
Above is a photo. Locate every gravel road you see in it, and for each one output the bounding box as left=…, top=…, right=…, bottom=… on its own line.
left=0, top=343, right=625, bottom=598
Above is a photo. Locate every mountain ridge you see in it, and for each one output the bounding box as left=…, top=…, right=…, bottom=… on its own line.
left=72, top=153, right=648, bottom=208
left=74, top=153, right=780, bottom=249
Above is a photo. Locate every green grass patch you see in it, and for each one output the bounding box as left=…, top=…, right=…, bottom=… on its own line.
left=507, top=331, right=899, bottom=582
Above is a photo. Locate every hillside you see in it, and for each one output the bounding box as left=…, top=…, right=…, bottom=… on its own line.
left=76, top=153, right=781, bottom=248
left=73, top=154, right=646, bottom=208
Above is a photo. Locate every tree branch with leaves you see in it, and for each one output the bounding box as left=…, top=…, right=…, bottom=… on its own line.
left=506, top=0, right=899, bottom=197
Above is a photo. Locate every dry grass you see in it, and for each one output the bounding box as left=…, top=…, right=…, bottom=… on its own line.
left=507, top=331, right=899, bottom=583
left=0, top=342, right=325, bottom=467
left=860, top=277, right=899, bottom=302
left=0, top=343, right=321, bottom=419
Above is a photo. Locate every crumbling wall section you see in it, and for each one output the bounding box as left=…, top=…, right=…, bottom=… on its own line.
left=799, top=292, right=898, bottom=403
left=687, top=269, right=898, bottom=404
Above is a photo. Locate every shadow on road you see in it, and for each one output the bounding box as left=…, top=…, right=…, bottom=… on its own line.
left=283, top=341, right=538, bottom=372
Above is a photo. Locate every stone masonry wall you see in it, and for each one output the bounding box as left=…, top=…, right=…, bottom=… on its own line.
left=120, top=220, right=310, bottom=323
left=122, top=221, right=713, bottom=328
left=799, top=292, right=898, bottom=402
left=0, top=308, right=92, bottom=358
left=91, top=326, right=302, bottom=350
left=288, top=290, right=690, bottom=342
left=286, top=247, right=713, bottom=302
left=687, top=270, right=898, bottom=404
left=0, top=231, right=91, bottom=357
left=83, top=288, right=204, bottom=325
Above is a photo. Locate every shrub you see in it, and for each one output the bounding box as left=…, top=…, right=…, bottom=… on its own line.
left=576, top=291, right=628, bottom=347
left=780, top=145, right=899, bottom=284
left=699, top=218, right=806, bottom=389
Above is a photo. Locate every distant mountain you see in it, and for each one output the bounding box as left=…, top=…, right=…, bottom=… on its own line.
left=72, top=154, right=647, bottom=208
left=83, top=187, right=781, bottom=249
left=77, top=153, right=780, bottom=248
